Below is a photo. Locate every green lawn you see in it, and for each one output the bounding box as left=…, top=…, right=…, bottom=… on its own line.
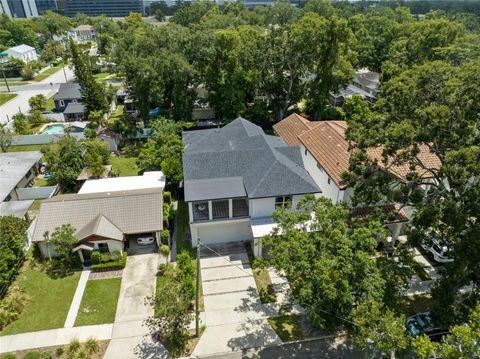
left=94, top=72, right=113, bottom=81
left=45, top=96, right=55, bottom=112
left=33, top=177, right=48, bottom=187
left=0, top=92, right=17, bottom=105
left=29, top=199, right=41, bottom=211
left=108, top=105, right=124, bottom=126
left=33, top=65, right=63, bottom=82
left=3, top=81, right=30, bottom=86
left=110, top=156, right=138, bottom=176
left=268, top=315, right=304, bottom=342
left=75, top=278, right=122, bottom=326
left=0, top=266, right=81, bottom=335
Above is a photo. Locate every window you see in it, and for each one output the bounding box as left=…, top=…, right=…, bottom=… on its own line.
left=232, top=198, right=249, bottom=217
left=98, top=243, right=108, bottom=253
left=59, top=100, right=65, bottom=107
left=275, top=196, right=292, bottom=210
left=193, top=201, right=209, bottom=221
left=317, top=163, right=324, bottom=172
left=304, top=149, right=307, bottom=156
left=212, top=200, right=229, bottom=220
left=327, top=178, right=331, bottom=185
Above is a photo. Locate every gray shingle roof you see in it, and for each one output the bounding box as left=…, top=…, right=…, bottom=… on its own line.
left=63, top=102, right=85, bottom=114
left=33, top=188, right=163, bottom=243
left=183, top=118, right=321, bottom=200
left=184, top=177, right=246, bottom=202
left=54, top=83, right=82, bottom=101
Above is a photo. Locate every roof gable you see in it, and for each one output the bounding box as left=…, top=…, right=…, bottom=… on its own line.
left=76, top=214, right=124, bottom=242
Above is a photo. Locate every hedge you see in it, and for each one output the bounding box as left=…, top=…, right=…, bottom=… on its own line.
left=90, top=252, right=127, bottom=272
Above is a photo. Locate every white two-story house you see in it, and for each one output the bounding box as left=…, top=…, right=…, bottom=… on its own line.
left=273, top=113, right=441, bottom=244
left=182, top=117, right=321, bottom=256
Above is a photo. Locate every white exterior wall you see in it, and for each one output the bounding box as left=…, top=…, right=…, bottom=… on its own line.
left=6, top=49, right=38, bottom=62
left=92, top=239, right=123, bottom=253
left=249, top=197, right=274, bottom=218
left=300, top=145, right=347, bottom=203
left=191, top=219, right=252, bottom=247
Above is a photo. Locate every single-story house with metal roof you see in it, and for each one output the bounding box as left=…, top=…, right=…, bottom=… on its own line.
left=182, top=117, right=321, bottom=256
left=33, top=172, right=165, bottom=263
left=0, top=151, right=43, bottom=203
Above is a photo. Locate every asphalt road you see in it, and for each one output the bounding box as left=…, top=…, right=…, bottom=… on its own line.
left=201, top=336, right=363, bottom=359
left=0, top=66, right=75, bottom=125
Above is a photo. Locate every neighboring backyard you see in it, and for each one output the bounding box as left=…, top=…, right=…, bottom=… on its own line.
left=0, top=265, right=81, bottom=335
left=0, top=92, right=17, bottom=105
left=110, top=156, right=138, bottom=177
left=75, top=277, right=122, bottom=326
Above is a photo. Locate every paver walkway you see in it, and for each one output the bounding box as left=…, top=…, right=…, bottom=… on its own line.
left=64, top=269, right=91, bottom=328
left=0, top=324, right=113, bottom=353
left=104, top=253, right=168, bottom=359
left=193, top=242, right=281, bottom=357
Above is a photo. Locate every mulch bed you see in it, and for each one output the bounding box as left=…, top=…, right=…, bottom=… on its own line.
left=89, top=270, right=123, bottom=280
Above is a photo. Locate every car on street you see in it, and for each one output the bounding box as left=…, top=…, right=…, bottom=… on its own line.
left=137, top=236, right=155, bottom=245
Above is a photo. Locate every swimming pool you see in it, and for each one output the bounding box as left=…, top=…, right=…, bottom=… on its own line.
left=41, top=124, right=65, bottom=135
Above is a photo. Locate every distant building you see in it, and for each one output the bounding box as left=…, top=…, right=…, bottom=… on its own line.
left=1, top=45, right=38, bottom=62
left=0, top=0, right=38, bottom=18
left=330, top=69, right=380, bottom=107
left=63, top=0, right=143, bottom=17
left=72, top=24, right=96, bottom=42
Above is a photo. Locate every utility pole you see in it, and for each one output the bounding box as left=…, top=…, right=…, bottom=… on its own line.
left=62, top=64, right=68, bottom=82
left=195, top=236, right=200, bottom=337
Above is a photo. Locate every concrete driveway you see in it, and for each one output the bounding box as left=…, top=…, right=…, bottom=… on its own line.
left=105, top=253, right=169, bottom=359
left=193, top=242, right=281, bottom=357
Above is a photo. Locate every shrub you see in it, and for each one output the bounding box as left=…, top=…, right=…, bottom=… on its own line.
left=160, top=229, right=170, bottom=245
left=101, top=252, right=111, bottom=263
left=20, top=65, right=35, bottom=80
left=23, top=352, right=41, bottom=359
left=0, top=286, right=30, bottom=330
left=90, top=252, right=127, bottom=272
left=158, top=262, right=167, bottom=275
left=54, top=347, right=64, bottom=357
left=159, top=244, right=170, bottom=257
left=84, top=338, right=100, bottom=355
left=91, top=250, right=102, bottom=265
left=40, top=352, right=52, bottom=359
left=177, top=252, right=195, bottom=303
left=66, top=338, right=81, bottom=357
left=163, top=191, right=172, bottom=204
left=163, top=203, right=170, bottom=228
left=0, top=353, right=16, bottom=359
left=110, top=251, right=121, bottom=262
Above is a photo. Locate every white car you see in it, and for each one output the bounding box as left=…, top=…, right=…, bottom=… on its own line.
left=421, top=238, right=453, bottom=263
left=137, top=236, right=155, bottom=245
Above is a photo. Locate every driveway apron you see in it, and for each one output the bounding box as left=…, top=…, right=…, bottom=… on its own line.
left=193, top=242, right=281, bottom=357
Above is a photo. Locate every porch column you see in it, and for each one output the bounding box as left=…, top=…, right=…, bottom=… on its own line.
left=208, top=201, right=213, bottom=220
left=228, top=199, right=233, bottom=219
left=188, top=202, right=193, bottom=222
left=78, top=250, right=84, bottom=263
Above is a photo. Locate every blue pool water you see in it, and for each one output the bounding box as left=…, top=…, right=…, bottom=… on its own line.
left=41, top=124, right=65, bottom=134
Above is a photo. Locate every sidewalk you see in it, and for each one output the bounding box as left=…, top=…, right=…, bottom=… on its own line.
left=64, top=269, right=91, bottom=328
left=0, top=324, right=113, bottom=354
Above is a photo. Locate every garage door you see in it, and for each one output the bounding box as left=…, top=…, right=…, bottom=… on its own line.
left=198, top=221, right=252, bottom=245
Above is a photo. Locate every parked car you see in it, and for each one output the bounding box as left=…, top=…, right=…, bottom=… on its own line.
left=406, top=312, right=447, bottom=341
left=421, top=236, right=453, bottom=263
left=137, top=236, right=155, bottom=245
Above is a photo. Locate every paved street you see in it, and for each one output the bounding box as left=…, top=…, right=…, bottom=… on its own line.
left=201, top=336, right=363, bottom=359
left=0, top=66, right=75, bottom=125
left=193, top=243, right=281, bottom=357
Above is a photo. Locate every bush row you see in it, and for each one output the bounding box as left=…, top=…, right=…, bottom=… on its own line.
left=90, top=252, right=127, bottom=272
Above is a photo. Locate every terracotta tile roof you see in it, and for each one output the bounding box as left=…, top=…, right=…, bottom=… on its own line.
left=273, top=113, right=315, bottom=146
left=275, top=113, right=442, bottom=188
left=298, top=121, right=350, bottom=189
left=351, top=204, right=409, bottom=224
